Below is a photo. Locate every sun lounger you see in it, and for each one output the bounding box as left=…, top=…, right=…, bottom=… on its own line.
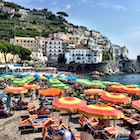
left=102, top=127, right=118, bottom=140
left=19, top=116, right=56, bottom=133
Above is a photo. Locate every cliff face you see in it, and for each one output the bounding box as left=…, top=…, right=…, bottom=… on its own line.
left=120, top=60, right=140, bottom=73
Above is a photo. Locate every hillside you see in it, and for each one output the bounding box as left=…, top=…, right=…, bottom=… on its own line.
left=0, top=0, right=76, bottom=40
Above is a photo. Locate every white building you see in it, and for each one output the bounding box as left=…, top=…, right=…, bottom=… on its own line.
left=65, top=45, right=102, bottom=64
left=90, top=45, right=102, bottom=63
left=46, top=39, right=63, bottom=61
left=111, top=45, right=129, bottom=60
left=31, top=48, right=48, bottom=64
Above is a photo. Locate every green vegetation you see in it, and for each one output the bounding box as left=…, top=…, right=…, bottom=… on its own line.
left=102, top=50, right=114, bottom=61
left=0, top=0, right=71, bottom=40
left=0, top=40, right=31, bottom=62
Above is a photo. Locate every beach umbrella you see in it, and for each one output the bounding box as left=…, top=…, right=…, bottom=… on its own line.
left=78, top=104, right=124, bottom=119
left=132, top=100, right=140, bottom=111
left=101, top=81, right=120, bottom=86
left=0, top=77, right=4, bottom=81
left=34, top=74, right=41, bottom=79
left=4, top=86, right=28, bottom=94
left=100, top=92, right=131, bottom=105
left=108, top=85, right=126, bottom=92
left=126, top=84, right=139, bottom=88
left=2, top=75, right=15, bottom=79
left=50, top=83, right=69, bottom=89
left=84, top=89, right=107, bottom=96
left=52, top=97, right=86, bottom=112
left=23, top=84, right=40, bottom=90
left=122, top=87, right=140, bottom=96
left=48, top=78, right=62, bottom=84
left=40, top=88, right=64, bottom=97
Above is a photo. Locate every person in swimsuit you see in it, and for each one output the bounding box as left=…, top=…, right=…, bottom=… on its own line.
left=129, top=129, right=138, bottom=140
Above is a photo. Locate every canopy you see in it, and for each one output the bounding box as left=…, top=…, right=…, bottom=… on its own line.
left=100, top=92, right=131, bottom=105
left=78, top=104, right=124, bottom=119
left=52, top=97, right=86, bottom=112
left=40, top=88, right=64, bottom=97
left=132, top=100, right=140, bottom=111
left=4, top=86, right=28, bottom=94
left=23, top=84, right=40, bottom=90
left=84, top=89, right=107, bottom=96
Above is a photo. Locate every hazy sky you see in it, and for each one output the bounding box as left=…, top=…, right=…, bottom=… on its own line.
left=4, top=0, right=140, bottom=59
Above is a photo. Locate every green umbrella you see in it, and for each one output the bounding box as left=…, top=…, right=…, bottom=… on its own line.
left=50, top=83, right=69, bottom=89
left=48, top=78, right=62, bottom=84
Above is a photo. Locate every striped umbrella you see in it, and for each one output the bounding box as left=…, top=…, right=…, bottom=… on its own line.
left=4, top=86, right=28, bottom=94
left=84, top=89, right=107, bottom=96
left=132, top=100, right=140, bottom=111
left=23, top=84, right=40, bottom=90
left=78, top=104, right=124, bottom=119
left=52, top=97, right=86, bottom=112
left=100, top=92, right=131, bottom=105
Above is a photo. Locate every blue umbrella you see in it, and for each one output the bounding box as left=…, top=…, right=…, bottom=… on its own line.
left=45, top=75, right=52, bottom=79
left=34, top=74, right=41, bottom=79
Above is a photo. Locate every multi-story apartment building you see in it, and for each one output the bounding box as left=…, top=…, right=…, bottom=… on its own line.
left=111, top=45, right=129, bottom=60
left=90, top=45, right=102, bottom=63
left=10, top=36, right=38, bottom=51
left=45, top=39, right=63, bottom=62
left=65, top=45, right=102, bottom=64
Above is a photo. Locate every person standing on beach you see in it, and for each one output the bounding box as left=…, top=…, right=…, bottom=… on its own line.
left=6, top=93, right=11, bottom=111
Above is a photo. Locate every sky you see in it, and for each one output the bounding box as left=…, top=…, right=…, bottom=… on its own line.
left=4, top=0, right=140, bottom=59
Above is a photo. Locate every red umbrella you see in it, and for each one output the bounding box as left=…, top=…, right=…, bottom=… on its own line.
left=52, top=97, right=86, bottom=112
left=78, top=104, right=124, bottom=119
left=84, top=89, right=107, bottom=96
left=4, top=86, right=28, bottom=94
left=23, top=84, right=40, bottom=90
left=100, top=92, right=131, bottom=105
left=132, top=100, right=140, bottom=111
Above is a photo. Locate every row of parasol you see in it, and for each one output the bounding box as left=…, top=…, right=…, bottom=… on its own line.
left=3, top=85, right=140, bottom=112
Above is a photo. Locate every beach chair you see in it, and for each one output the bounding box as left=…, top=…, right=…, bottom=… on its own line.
left=20, top=116, right=56, bottom=133
left=102, top=127, right=118, bottom=140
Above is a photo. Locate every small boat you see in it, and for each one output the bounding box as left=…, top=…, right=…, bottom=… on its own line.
left=92, top=74, right=100, bottom=79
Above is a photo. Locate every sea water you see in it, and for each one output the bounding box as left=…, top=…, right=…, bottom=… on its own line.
left=86, top=73, right=140, bottom=85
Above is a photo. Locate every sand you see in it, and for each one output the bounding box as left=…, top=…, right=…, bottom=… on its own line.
left=0, top=95, right=139, bottom=140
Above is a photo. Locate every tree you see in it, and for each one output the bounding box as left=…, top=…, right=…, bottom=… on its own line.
left=56, top=11, right=69, bottom=18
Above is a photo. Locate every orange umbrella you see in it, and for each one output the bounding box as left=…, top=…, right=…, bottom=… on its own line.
left=4, top=86, right=28, bottom=94
left=132, top=100, right=140, bottom=111
left=100, top=92, right=131, bottom=105
left=84, top=89, right=107, bottom=96
left=108, top=85, right=125, bottom=93
left=78, top=104, right=124, bottom=119
left=123, top=87, right=140, bottom=95
left=52, top=97, right=86, bottom=112
left=40, top=88, right=64, bottom=97
left=23, top=84, right=40, bottom=90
